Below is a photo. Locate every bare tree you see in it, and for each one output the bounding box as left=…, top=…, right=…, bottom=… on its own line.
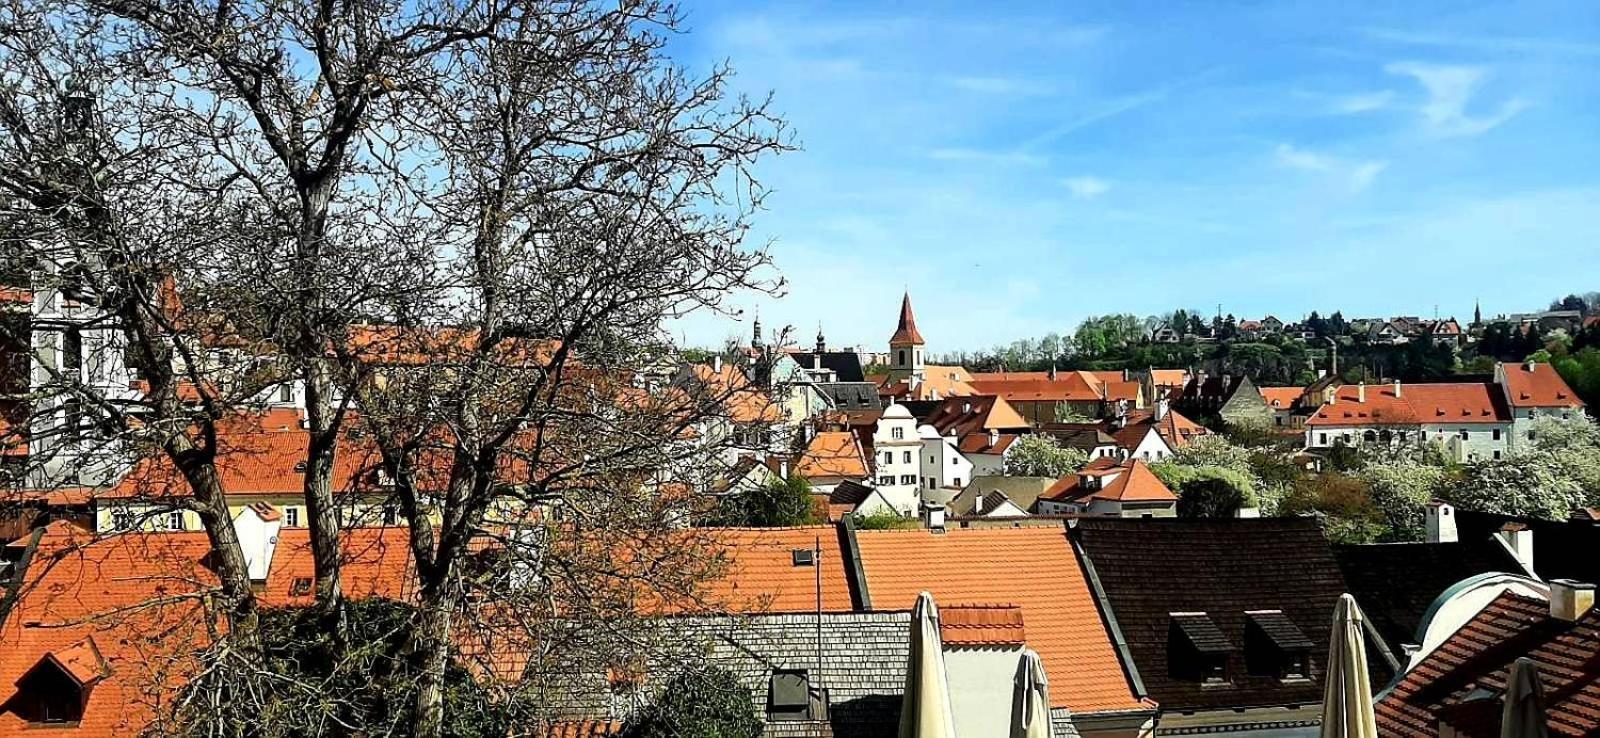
left=3, top=1, right=788, bottom=736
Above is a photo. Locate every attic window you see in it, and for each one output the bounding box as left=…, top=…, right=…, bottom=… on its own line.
left=791, top=549, right=815, bottom=567
left=1244, top=610, right=1313, bottom=681
left=289, top=577, right=313, bottom=597
left=768, top=669, right=819, bottom=721
left=14, top=640, right=108, bottom=726
left=1169, top=613, right=1231, bottom=685
left=293, top=460, right=308, bottom=473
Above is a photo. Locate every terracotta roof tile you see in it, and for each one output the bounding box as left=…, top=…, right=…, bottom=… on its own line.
left=923, top=395, right=1029, bottom=437
left=1258, top=387, right=1305, bottom=409
left=684, top=527, right=854, bottom=615
left=855, top=526, right=1143, bottom=713
left=1376, top=591, right=1600, bottom=738
left=1501, top=362, right=1585, bottom=408
left=794, top=431, right=869, bottom=481
left=889, top=293, right=925, bottom=346
left=939, top=604, right=1026, bottom=646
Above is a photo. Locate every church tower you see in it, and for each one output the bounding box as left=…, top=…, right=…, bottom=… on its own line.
left=888, top=292, right=926, bottom=386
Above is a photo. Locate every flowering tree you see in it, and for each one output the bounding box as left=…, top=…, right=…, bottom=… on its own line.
left=1003, top=435, right=1088, bottom=477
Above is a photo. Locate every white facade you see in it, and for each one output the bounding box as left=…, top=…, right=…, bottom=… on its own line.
left=871, top=404, right=923, bottom=515
left=1124, top=427, right=1173, bottom=462
left=944, top=645, right=1027, bottom=738
left=917, top=425, right=974, bottom=496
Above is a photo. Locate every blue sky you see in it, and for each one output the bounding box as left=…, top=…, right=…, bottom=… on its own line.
left=666, top=1, right=1600, bottom=352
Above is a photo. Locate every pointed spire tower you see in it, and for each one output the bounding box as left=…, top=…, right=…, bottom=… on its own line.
left=888, top=292, right=926, bottom=386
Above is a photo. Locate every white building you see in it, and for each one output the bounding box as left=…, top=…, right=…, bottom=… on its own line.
left=870, top=404, right=923, bottom=515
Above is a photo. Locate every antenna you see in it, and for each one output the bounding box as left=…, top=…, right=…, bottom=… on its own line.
left=815, top=534, right=823, bottom=708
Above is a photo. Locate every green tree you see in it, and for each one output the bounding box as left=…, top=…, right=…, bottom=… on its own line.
left=1160, top=466, right=1257, bottom=518
left=716, top=475, right=820, bottom=527
left=1004, top=435, right=1089, bottom=477
left=622, top=666, right=761, bottom=738
left=1552, top=347, right=1600, bottom=408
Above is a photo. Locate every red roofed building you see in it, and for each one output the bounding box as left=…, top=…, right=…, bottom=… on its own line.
left=1305, top=363, right=1584, bottom=462
left=1036, top=458, right=1177, bottom=517
left=1376, top=581, right=1600, bottom=738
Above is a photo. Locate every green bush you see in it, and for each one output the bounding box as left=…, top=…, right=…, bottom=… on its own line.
left=622, top=666, right=761, bottom=738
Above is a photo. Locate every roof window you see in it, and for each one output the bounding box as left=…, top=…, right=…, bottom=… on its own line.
left=791, top=548, right=815, bottom=567
left=1244, top=610, right=1312, bottom=681
left=13, top=638, right=109, bottom=726
left=768, top=668, right=823, bottom=721
left=1169, top=612, right=1231, bottom=685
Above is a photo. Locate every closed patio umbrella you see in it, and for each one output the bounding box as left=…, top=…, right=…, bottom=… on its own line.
left=1011, top=648, right=1051, bottom=738
left=1501, top=657, right=1549, bottom=738
left=1321, top=593, right=1377, bottom=738
left=899, top=591, right=958, bottom=738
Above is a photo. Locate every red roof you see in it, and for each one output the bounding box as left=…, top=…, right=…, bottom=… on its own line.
left=663, top=527, right=854, bottom=615
left=1376, top=591, right=1600, bottom=737
left=794, top=431, right=869, bottom=481
left=1258, top=386, right=1305, bottom=409
left=855, top=527, right=1144, bottom=713
left=969, top=371, right=1105, bottom=402
left=923, top=395, right=1029, bottom=437
left=889, top=292, right=925, bottom=346
left=1042, top=459, right=1176, bottom=504
left=1307, top=382, right=1508, bottom=426
left=939, top=604, right=1026, bottom=646
left=1501, top=362, right=1585, bottom=408
left=0, top=526, right=414, bottom=736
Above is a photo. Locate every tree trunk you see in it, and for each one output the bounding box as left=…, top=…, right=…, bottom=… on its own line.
left=166, top=434, right=258, bottom=639
left=302, top=358, right=344, bottom=612
left=410, top=588, right=456, bottom=738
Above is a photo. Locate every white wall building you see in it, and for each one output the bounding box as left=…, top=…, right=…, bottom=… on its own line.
left=871, top=404, right=923, bottom=515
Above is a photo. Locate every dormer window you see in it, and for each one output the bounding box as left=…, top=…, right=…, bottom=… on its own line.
left=1244, top=610, right=1313, bottom=681
left=1169, top=613, right=1231, bottom=685
left=13, top=638, right=110, bottom=726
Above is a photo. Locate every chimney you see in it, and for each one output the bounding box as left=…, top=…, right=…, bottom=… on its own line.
left=1524, top=359, right=1537, bottom=372
left=779, top=457, right=790, bottom=478
left=922, top=504, right=946, bottom=532
left=988, top=428, right=999, bottom=449
left=962, top=401, right=972, bottom=414
left=233, top=503, right=284, bottom=583
left=1048, top=364, right=1058, bottom=382
left=973, top=494, right=984, bottom=514
left=1357, top=381, right=1366, bottom=403
left=1497, top=522, right=1534, bottom=574
left=711, top=355, right=723, bottom=373
left=1425, top=501, right=1457, bottom=543
left=1549, top=580, right=1596, bottom=621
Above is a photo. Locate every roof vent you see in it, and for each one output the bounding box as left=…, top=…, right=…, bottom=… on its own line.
left=293, top=460, right=308, bottom=473
left=790, top=549, right=815, bottom=567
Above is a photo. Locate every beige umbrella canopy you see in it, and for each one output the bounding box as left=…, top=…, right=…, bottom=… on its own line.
left=1321, top=593, right=1378, bottom=738
left=1501, top=657, right=1550, bottom=738
left=1011, top=648, right=1051, bottom=738
left=900, top=591, right=958, bottom=738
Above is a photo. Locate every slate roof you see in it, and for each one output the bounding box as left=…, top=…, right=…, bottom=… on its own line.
left=1333, top=540, right=1524, bottom=663
left=1454, top=509, right=1600, bottom=584
left=816, top=382, right=881, bottom=410
left=1376, top=591, right=1600, bottom=738
left=947, top=477, right=1055, bottom=516
left=854, top=526, right=1144, bottom=714
left=1074, top=518, right=1349, bottom=712
left=789, top=354, right=868, bottom=384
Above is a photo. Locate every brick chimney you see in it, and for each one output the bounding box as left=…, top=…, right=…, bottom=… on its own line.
left=1425, top=501, right=1457, bottom=543
left=1549, top=579, right=1596, bottom=621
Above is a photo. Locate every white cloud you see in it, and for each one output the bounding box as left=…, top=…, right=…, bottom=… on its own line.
left=1386, top=62, right=1529, bottom=137
left=1275, top=144, right=1387, bottom=192
left=1328, top=90, right=1395, bottom=114
left=1062, top=176, right=1110, bottom=198
left=948, top=75, right=1053, bottom=95
left=1364, top=28, right=1600, bottom=57
left=928, top=148, right=1048, bottom=166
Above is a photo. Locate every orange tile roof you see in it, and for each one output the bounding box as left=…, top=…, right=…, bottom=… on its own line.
left=1258, top=387, right=1305, bottom=409
left=49, top=638, right=111, bottom=686
left=855, top=527, right=1143, bottom=713
left=923, top=395, right=1029, bottom=437
left=665, top=527, right=854, bottom=615
left=102, top=409, right=383, bottom=500
left=1501, top=362, right=1585, bottom=408
left=685, top=362, right=783, bottom=424
left=1042, top=459, right=1175, bottom=504
left=939, top=604, right=1026, bottom=646
left=0, top=526, right=414, bottom=736
left=1148, top=369, right=1188, bottom=387
left=794, top=431, right=869, bottom=481
left=889, top=293, right=925, bottom=346
left=956, top=432, right=1020, bottom=455
left=878, top=365, right=976, bottom=401
left=969, top=370, right=1104, bottom=402
left=1307, top=382, right=1509, bottom=426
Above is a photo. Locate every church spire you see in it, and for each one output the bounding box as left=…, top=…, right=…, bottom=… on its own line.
left=889, top=292, right=925, bottom=347
left=752, top=309, right=763, bottom=348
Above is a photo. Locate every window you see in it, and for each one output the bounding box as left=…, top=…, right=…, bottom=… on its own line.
left=902, top=451, right=912, bottom=464
left=109, top=506, right=135, bottom=531
left=14, top=657, right=91, bottom=725
left=1493, top=450, right=1502, bottom=460
left=1529, top=429, right=1537, bottom=441
left=877, top=475, right=894, bottom=486
left=949, top=456, right=957, bottom=465
left=1460, top=430, right=1470, bottom=440
left=289, top=577, right=313, bottom=597
left=286, top=507, right=300, bottom=527
left=881, top=451, right=892, bottom=465
left=62, top=327, right=82, bottom=379
left=278, top=383, right=294, bottom=403
left=1169, top=614, right=1230, bottom=685
left=1363, top=430, right=1377, bottom=443
left=768, top=669, right=815, bottom=720
left=952, top=477, right=961, bottom=487
left=899, top=474, right=916, bottom=485
left=1319, top=433, right=1328, bottom=445
left=1244, top=611, right=1312, bottom=681
left=898, top=350, right=906, bottom=365
left=1493, top=429, right=1502, bottom=440
left=891, top=427, right=904, bottom=440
